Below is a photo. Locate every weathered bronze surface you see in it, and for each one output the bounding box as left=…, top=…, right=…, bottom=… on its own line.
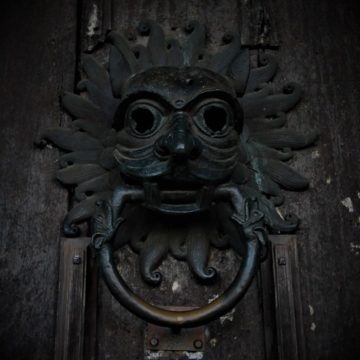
left=42, top=20, right=317, bottom=328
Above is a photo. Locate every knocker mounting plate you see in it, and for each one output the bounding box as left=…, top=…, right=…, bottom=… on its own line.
left=41, top=20, right=317, bottom=329
left=145, top=308, right=206, bottom=353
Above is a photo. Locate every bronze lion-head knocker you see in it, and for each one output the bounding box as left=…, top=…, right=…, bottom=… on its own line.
left=41, top=21, right=317, bottom=327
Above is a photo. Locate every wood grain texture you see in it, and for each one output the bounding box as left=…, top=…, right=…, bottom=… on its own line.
left=54, top=238, right=91, bottom=360
left=0, top=1, right=77, bottom=359
left=271, top=236, right=305, bottom=360
left=268, top=1, right=360, bottom=359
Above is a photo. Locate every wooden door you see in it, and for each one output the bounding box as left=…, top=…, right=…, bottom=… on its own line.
left=1, top=1, right=360, bottom=360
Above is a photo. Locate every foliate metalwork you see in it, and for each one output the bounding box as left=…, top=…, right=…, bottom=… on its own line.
left=42, top=20, right=317, bottom=327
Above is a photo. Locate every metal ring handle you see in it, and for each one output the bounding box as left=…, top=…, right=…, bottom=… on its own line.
left=99, top=234, right=260, bottom=328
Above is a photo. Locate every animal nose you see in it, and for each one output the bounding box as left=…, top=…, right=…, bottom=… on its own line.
left=155, top=112, right=201, bottom=160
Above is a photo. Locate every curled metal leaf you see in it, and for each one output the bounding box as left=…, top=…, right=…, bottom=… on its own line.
left=245, top=53, right=277, bottom=93
left=247, top=141, right=293, bottom=161
left=62, top=92, right=111, bottom=124
left=107, top=31, right=137, bottom=73
left=59, top=151, right=99, bottom=168
left=239, top=185, right=298, bottom=233
left=56, top=164, right=106, bottom=185
left=186, top=224, right=217, bottom=283
left=74, top=173, right=111, bottom=201
left=72, top=119, right=110, bottom=138
left=139, top=229, right=168, bottom=286
left=82, top=55, right=112, bottom=95
left=41, top=128, right=102, bottom=152
left=251, top=128, right=319, bottom=149
left=169, top=231, right=187, bottom=260
left=228, top=47, right=250, bottom=95
left=77, top=79, right=119, bottom=119
left=257, top=158, right=309, bottom=190
left=109, top=45, right=133, bottom=97
left=245, top=112, right=287, bottom=131
left=63, top=191, right=112, bottom=237
left=241, top=82, right=303, bottom=118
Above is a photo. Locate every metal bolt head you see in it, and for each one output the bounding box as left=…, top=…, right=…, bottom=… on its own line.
left=222, top=32, right=234, bottom=44
left=150, top=337, right=159, bottom=347
left=138, top=22, right=150, bottom=36
left=185, top=23, right=195, bottom=33
left=193, top=339, right=203, bottom=349
left=72, top=254, right=82, bottom=265
left=175, top=99, right=185, bottom=107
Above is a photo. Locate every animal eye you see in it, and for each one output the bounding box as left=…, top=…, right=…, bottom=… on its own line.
left=195, top=101, right=232, bottom=136
left=203, top=106, right=228, bottom=132
left=131, top=108, right=154, bottom=133
left=127, top=102, right=164, bottom=136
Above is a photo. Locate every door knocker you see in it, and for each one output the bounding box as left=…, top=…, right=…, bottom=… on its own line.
left=41, top=21, right=317, bottom=328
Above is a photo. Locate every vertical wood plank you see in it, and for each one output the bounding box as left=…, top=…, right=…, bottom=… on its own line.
left=55, top=238, right=91, bottom=360
left=258, top=252, right=277, bottom=360
left=83, top=249, right=99, bottom=360
left=0, top=1, right=78, bottom=359
left=241, top=0, right=279, bottom=47
left=271, top=1, right=360, bottom=358
left=271, top=236, right=306, bottom=360
left=82, top=0, right=113, bottom=52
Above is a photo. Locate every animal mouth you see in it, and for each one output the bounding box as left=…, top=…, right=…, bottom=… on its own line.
left=118, top=159, right=227, bottom=214
left=142, top=181, right=214, bottom=215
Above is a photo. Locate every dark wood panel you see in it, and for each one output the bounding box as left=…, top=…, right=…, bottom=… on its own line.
left=1, top=1, right=359, bottom=359
left=271, top=236, right=305, bottom=360
left=55, top=238, right=91, bottom=360
left=0, top=1, right=78, bottom=359
left=270, top=1, right=360, bottom=359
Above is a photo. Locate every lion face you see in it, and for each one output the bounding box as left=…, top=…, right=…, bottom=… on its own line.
left=113, top=67, right=243, bottom=199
